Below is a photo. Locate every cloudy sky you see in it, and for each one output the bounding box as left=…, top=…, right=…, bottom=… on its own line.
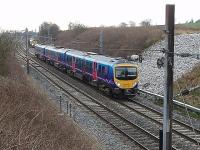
left=0, top=0, right=199, bottom=31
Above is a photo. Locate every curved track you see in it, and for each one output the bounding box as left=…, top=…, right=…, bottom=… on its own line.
left=17, top=48, right=200, bottom=150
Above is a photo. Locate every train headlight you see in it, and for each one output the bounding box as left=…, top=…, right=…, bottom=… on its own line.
left=132, top=82, right=136, bottom=87
left=116, top=82, right=120, bottom=87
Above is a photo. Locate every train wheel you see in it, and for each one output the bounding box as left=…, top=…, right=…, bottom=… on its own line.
left=108, top=88, right=113, bottom=97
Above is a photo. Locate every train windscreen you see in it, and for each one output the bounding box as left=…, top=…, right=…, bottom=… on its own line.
left=115, top=66, right=137, bottom=80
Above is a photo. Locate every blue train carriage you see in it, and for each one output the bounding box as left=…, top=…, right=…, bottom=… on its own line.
left=64, top=49, right=87, bottom=77
left=44, top=46, right=66, bottom=69
left=66, top=50, right=139, bottom=96
left=34, top=44, right=46, bottom=60
left=34, top=45, right=139, bottom=96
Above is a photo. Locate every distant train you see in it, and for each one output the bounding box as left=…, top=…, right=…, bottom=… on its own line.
left=34, top=44, right=139, bottom=96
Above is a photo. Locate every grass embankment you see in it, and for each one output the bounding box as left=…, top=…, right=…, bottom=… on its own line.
left=175, top=24, right=200, bottom=34
left=0, top=33, right=100, bottom=149
left=174, top=64, right=200, bottom=108
left=56, top=26, right=163, bottom=57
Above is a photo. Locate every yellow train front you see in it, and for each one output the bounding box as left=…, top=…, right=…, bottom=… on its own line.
left=112, top=63, right=139, bottom=96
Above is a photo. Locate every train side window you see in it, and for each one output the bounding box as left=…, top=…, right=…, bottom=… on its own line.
left=85, top=62, right=88, bottom=72
left=68, top=56, right=72, bottom=65
left=56, top=52, right=58, bottom=60
left=77, top=58, right=82, bottom=69
left=98, top=65, right=101, bottom=74
left=86, top=61, right=92, bottom=73
left=102, top=66, right=108, bottom=77
left=66, top=56, right=68, bottom=63
left=102, top=66, right=105, bottom=75
left=58, top=53, right=60, bottom=61
left=86, top=62, right=90, bottom=73
left=76, top=58, right=78, bottom=68
left=89, top=62, right=92, bottom=73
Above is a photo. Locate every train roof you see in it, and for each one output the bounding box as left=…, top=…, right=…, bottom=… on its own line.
left=66, top=49, right=129, bottom=66
left=35, top=44, right=47, bottom=49
left=45, top=45, right=67, bottom=53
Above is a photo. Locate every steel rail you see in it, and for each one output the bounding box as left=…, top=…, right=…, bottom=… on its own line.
left=117, top=98, right=200, bottom=146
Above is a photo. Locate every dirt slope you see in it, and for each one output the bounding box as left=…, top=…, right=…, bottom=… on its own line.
left=0, top=33, right=100, bottom=150
left=55, top=26, right=163, bottom=57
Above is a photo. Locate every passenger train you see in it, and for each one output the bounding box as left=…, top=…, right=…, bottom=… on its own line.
left=34, top=44, right=139, bottom=96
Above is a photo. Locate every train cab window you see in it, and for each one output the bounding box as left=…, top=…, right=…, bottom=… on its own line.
left=115, top=66, right=137, bottom=80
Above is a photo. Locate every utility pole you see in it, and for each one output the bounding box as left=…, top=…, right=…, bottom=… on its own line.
left=163, top=4, right=175, bottom=150
left=48, top=26, right=51, bottom=45
left=99, top=30, right=103, bottom=55
left=26, top=28, right=30, bottom=74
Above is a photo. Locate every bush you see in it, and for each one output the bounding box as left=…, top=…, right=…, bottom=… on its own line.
left=0, top=32, right=20, bottom=76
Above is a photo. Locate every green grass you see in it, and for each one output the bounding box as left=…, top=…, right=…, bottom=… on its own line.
left=184, top=22, right=200, bottom=29
left=174, top=64, right=200, bottom=108
left=176, top=88, right=200, bottom=108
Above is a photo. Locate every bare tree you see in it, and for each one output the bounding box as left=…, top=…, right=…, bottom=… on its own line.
left=129, top=21, right=136, bottom=27
left=140, top=19, right=152, bottom=27
left=68, top=22, right=87, bottom=31
left=119, top=22, right=128, bottom=27
left=39, top=22, right=60, bottom=38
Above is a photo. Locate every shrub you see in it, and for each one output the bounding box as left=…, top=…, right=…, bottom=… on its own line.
left=0, top=32, right=20, bottom=76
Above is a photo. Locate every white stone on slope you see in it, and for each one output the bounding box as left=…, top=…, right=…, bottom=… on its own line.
left=138, top=33, right=200, bottom=95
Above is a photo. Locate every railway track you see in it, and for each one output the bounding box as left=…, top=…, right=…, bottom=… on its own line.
left=16, top=50, right=164, bottom=150
left=17, top=49, right=200, bottom=149
left=118, top=98, right=200, bottom=148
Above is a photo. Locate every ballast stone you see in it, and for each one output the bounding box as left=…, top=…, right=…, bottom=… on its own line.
left=138, top=33, right=200, bottom=95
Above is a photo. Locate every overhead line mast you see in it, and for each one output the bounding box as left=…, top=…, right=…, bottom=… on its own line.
left=163, top=4, right=175, bottom=150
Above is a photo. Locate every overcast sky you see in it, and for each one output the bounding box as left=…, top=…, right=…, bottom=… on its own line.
left=0, top=0, right=199, bottom=31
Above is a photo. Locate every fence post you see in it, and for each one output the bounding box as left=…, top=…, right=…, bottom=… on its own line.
left=66, top=101, right=69, bottom=114
left=69, top=103, right=72, bottom=118
left=159, top=129, right=163, bottom=150
left=59, top=96, right=62, bottom=113
left=26, top=28, right=30, bottom=74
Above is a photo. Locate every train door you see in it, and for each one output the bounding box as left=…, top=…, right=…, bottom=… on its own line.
left=43, top=48, right=45, bottom=57
left=92, top=62, right=97, bottom=81
left=72, top=56, right=76, bottom=72
left=82, top=59, right=86, bottom=74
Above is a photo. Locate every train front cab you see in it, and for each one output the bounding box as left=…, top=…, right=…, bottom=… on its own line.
left=113, top=63, right=138, bottom=96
